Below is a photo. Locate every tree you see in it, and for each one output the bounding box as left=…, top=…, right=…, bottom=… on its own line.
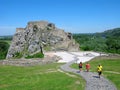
left=0, top=41, right=10, bottom=60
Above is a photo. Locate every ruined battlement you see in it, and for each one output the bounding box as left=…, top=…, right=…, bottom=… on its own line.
left=16, top=28, right=25, bottom=33
left=27, top=21, right=49, bottom=29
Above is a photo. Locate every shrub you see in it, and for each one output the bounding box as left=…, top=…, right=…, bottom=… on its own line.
left=14, top=52, right=23, bottom=59
left=0, top=41, right=10, bottom=60
left=25, top=52, right=44, bottom=59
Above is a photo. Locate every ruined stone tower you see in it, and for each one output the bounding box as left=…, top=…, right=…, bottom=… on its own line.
left=6, top=21, right=79, bottom=59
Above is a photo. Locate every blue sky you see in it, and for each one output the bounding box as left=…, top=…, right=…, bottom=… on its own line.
left=0, top=0, right=120, bottom=35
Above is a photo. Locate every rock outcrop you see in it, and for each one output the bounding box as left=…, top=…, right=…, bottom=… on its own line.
left=6, top=21, right=79, bottom=59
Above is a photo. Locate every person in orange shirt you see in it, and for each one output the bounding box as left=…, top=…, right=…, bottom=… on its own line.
left=86, top=62, right=90, bottom=72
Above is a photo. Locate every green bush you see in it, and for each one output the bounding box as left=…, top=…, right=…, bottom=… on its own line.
left=25, top=52, right=44, bottom=59
left=14, top=52, right=23, bottom=59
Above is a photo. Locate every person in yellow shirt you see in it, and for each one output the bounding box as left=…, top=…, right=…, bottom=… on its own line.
left=97, top=64, right=103, bottom=78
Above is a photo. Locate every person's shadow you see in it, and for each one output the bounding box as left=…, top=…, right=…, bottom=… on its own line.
left=76, top=71, right=80, bottom=73
left=93, top=76, right=99, bottom=78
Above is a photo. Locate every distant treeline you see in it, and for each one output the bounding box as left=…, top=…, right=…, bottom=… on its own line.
left=0, top=35, right=13, bottom=40
left=73, top=28, right=120, bottom=54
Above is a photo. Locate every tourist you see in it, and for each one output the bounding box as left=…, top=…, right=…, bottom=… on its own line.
left=79, top=62, right=83, bottom=72
left=86, top=62, right=90, bottom=72
left=97, top=64, right=103, bottom=78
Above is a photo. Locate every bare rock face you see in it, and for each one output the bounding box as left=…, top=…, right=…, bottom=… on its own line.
left=6, top=21, right=79, bottom=59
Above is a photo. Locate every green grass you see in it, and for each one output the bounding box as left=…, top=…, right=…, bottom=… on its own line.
left=71, top=58, right=120, bottom=90
left=104, top=72, right=120, bottom=90
left=0, top=63, right=85, bottom=90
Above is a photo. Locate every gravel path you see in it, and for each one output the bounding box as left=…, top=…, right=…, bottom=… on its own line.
left=60, top=54, right=117, bottom=90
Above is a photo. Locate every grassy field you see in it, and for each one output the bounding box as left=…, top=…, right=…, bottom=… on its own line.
left=0, top=63, right=85, bottom=90
left=71, top=57, right=120, bottom=90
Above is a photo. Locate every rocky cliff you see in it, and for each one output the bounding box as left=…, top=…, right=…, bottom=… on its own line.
left=6, top=21, right=79, bottom=59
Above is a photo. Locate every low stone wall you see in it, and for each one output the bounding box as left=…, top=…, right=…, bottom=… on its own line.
left=0, top=55, right=60, bottom=66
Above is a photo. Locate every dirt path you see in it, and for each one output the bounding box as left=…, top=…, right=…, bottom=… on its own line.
left=60, top=53, right=117, bottom=90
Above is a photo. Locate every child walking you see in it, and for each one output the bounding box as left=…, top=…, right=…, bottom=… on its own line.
left=79, top=62, right=83, bottom=72
left=86, top=62, right=90, bottom=72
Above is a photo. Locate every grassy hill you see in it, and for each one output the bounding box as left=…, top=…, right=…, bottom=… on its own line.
left=100, top=28, right=120, bottom=38
left=0, top=55, right=120, bottom=90
left=0, top=63, right=85, bottom=90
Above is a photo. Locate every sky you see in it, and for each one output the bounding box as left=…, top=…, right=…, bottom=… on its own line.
left=0, top=0, right=120, bottom=36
